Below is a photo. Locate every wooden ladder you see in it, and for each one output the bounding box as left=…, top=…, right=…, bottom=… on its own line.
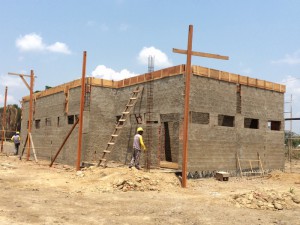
left=97, top=86, right=144, bottom=167
left=236, top=152, right=264, bottom=177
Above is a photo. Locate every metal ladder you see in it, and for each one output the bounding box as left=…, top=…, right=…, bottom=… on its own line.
left=97, top=86, right=144, bottom=167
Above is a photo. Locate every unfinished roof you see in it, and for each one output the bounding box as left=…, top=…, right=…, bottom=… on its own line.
left=23, top=64, right=285, bottom=101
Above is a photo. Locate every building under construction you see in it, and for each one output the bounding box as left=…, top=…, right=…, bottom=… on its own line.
left=21, top=64, right=286, bottom=176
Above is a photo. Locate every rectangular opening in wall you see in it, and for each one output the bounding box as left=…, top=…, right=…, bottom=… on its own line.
left=35, top=119, right=40, bottom=129
left=163, top=122, right=172, bottom=162
left=68, top=115, right=74, bottom=124
left=236, top=84, right=241, bottom=113
left=190, top=112, right=209, bottom=124
left=268, top=120, right=281, bottom=131
left=146, top=120, right=159, bottom=124
left=57, top=117, right=60, bottom=127
left=45, top=118, right=51, bottom=126
left=135, top=114, right=143, bottom=124
left=244, top=118, right=259, bottom=129
left=218, top=115, right=235, bottom=127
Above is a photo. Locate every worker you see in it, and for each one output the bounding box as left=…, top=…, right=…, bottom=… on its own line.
left=11, top=131, right=20, bottom=155
left=129, top=127, right=146, bottom=170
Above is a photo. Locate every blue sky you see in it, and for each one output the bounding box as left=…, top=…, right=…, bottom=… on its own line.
left=1, top=0, right=300, bottom=133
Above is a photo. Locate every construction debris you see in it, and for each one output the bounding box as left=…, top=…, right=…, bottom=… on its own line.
left=231, top=189, right=300, bottom=210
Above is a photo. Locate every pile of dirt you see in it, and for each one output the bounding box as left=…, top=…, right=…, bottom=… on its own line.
left=231, top=189, right=300, bottom=210
left=72, top=166, right=181, bottom=193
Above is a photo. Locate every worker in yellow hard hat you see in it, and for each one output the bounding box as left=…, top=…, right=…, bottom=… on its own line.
left=11, top=131, right=20, bottom=155
left=129, top=127, right=146, bottom=170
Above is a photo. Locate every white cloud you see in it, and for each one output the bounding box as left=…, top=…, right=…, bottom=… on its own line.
left=16, top=33, right=71, bottom=54
left=16, top=33, right=45, bottom=52
left=47, top=42, right=71, bottom=54
left=91, top=65, right=136, bottom=81
left=138, top=46, right=172, bottom=68
left=272, top=50, right=300, bottom=65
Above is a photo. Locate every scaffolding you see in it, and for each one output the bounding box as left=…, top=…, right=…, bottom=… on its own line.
left=145, top=56, right=154, bottom=171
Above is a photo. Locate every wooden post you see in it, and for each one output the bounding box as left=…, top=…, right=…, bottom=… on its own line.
left=27, top=70, right=34, bottom=161
left=181, top=25, right=193, bottom=188
left=173, top=24, right=229, bottom=188
left=1, top=86, right=8, bottom=152
left=76, top=51, right=87, bottom=171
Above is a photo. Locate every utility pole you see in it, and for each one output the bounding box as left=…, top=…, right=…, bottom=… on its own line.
left=1, top=86, right=8, bottom=152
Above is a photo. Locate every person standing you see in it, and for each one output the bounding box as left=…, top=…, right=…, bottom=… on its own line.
left=11, top=131, right=20, bottom=155
left=129, top=127, right=146, bottom=170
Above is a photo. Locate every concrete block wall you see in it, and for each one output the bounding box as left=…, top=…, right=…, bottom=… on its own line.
left=20, top=68, right=284, bottom=174
left=188, top=75, right=285, bottom=174
left=102, top=75, right=185, bottom=167
left=21, top=87, right=84, bottom=166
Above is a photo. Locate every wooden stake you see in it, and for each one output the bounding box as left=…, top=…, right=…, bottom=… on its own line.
left=1, top=86, right=7, bottom=152
left=76, top=51, right=87, bottom=171
left=27, top=70, right=34, bottom=161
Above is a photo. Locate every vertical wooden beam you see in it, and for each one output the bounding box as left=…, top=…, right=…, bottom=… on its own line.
left=76, top=51, right=87, bottom=171
left=182, top=25, right=193, bottom=188
left=26, top=70, right=34, bottom=160
left=1, top=86, right=8, bottom=152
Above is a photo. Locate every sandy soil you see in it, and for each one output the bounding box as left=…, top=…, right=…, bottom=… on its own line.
left=0, top=142, right=300, bottom=225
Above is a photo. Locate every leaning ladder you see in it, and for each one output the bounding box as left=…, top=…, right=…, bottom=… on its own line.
left=97, top=86, right=144, bottom=167
left=237, top=152, right=264, bottom=177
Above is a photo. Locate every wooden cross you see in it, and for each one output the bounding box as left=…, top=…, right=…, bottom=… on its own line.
left=173, top=25, right=229, bottom=188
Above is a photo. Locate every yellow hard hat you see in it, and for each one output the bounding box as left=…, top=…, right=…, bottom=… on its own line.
left=16, top=131, right=20, bottom=134
left=137, top=127, right=143, bottom=132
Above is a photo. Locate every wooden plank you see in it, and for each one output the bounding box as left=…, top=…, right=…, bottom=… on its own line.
left=124, top=78, right=130, bottom=86
left=248, top=78, right=257, bottom=87
left=103, top=80, right=113, bottom=87
left=137, top=74, right=145, bottom=83
left=220, top=71, right=229, bottom=81
left=209, top=69, right=219, bottom=79
left=160, top=161, right=179, bottom=169
left=239, top=75, right=248, bottom=85
left=173, top=48, right=229, bottom=60
left=230, top=73, right=239, bottom=83
left=117, top=80, right=124, bottom=88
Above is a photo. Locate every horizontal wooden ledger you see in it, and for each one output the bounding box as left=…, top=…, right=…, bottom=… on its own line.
left=22, top=64, right=285, bottom=102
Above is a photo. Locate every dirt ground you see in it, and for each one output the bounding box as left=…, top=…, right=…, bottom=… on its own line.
left=0, top=143, right=300, bottom=225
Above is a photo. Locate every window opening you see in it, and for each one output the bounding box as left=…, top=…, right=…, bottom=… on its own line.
left=68, top=115, right=74, bottom=124
left=218, top=115, right=235, bottom=127
left=135, top=114, right=143, bottom=124
left=35, top=119, right=40, bottom=129
left=268, top=120, right=281, bottom=131
left=244, top=118, right=259, bottom=129
left=164, top=122, right=172, bottom=162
